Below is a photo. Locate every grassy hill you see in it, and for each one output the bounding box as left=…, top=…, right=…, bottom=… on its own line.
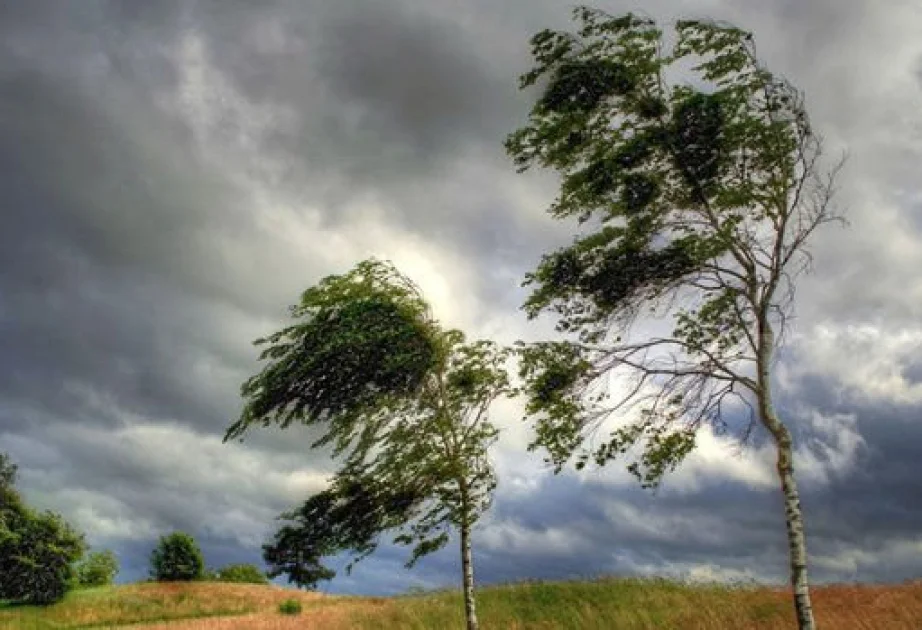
left=2, top=577, right=921, bottom=629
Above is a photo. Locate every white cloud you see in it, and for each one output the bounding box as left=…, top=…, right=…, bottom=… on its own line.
left=796, top=410, right=866, bottom=486
left=17, top=419, right=332, bottom=548
left=782, top=324, right=922, bottom=404
left=478, top=519, right=594, bottom=557
left=661, top=428, right=776, bottom=493
left=813, top=537, right=922, bottom=579
left=682, top=563, right=767, bottom=584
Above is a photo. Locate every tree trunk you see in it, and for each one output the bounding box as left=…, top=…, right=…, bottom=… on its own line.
left=757, top=321, right=816, bottom=630
left=775, top=428, right=815, bottom=630
left=460, top=519, right=479, bottom=630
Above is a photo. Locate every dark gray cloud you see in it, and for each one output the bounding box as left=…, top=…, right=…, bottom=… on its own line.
left=315, top=5, right=512, bottom=161
left=1, top=0, right=921, bottom=599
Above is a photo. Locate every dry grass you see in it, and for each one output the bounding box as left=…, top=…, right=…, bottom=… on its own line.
left=0, top=581, right=328, bottom=629
left=128, top=599, right=392, bottom=630
left=2, top=577, right=922, bottom=629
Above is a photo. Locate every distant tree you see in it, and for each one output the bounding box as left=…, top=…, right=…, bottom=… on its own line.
left=0, top=453, right=86, bottom=605
left=149, top=532, right=205, bottom=582
left=73, top=549, right=120, bottom=588
left=211, top=563, right=269, bottom=584
left=227, top=259, right=512, bottom=630
left=506, top=8, right=844, bottom=630
left=0, top=453, right=16, bottom=492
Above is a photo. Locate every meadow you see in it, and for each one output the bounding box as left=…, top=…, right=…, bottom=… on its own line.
left=3, top=577, right=922, bottom=630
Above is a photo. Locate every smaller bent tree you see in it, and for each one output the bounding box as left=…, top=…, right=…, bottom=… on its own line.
left=506, top=8, right=843, bottom=630
left=226, top=259, right=511, bottom=630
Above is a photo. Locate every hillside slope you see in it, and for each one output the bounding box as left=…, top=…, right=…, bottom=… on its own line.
left=2, top=577, right=921, bottom=629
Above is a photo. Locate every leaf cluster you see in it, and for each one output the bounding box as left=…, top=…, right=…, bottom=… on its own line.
left=224, top=259, right=440, bottom=462
left=507, top=7, right=837, bottom=487
left=262, top=472, right=421, bottom=589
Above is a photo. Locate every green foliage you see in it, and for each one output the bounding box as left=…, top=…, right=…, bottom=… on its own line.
left=73, top=549, right=120, bottom=588
left=224, top=259, right=440, bottom=463
left=278, top=598, right=302, bottom=615
left=210, top=563, right=269, bottom=585
left=245, top=260, right=512, bottom=600
left=383, top=334, right=511, bottom=568
left=0, top=454, right=86, bottom=605
left=517, top=342, right=594, bottom=471
left=263, top=330, right=513, bottom=588
left=507, top=7, right=838, bottom=487
left=263, top=473, right=415, bottom=589
left=149, top=532, right=204, bottom=582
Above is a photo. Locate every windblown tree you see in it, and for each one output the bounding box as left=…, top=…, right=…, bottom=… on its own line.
left=505, top=8, right=843, bottom=630
left=225, top=259, right=511, bottom=630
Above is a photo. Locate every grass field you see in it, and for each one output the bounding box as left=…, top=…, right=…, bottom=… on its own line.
left=2, top=577, right=921, bottom=629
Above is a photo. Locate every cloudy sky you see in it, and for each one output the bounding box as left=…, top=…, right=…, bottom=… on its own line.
left=2, top=0, right=922, bottom=595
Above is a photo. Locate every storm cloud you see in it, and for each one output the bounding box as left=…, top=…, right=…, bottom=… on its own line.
left=2, top=0, right=921, bottom=594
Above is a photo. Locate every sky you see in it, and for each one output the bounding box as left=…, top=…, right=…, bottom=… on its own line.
left=1, top=0, right=922, bottom=596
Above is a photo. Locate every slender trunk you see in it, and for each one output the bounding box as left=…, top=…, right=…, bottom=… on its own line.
left=775, top=426, right=815, bottom=630
left=457, top=477, right=479, bottom=630
left=460, top=518, right=479, bottom=630
left=757, top=320, right=816, bottom=630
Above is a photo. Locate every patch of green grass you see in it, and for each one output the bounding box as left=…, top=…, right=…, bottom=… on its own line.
left=278, top=598, right=303, bottom=615
left=345, top=577, right=783, bottom=630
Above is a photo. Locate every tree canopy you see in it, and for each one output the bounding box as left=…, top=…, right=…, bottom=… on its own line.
left=149, top=531, right=205, bottom=582
left=507, top=6, right=841, bottom=483
left=224, top=259, right=441, bottom=464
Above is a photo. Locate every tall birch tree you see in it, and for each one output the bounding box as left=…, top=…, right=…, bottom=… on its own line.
left=505, top=8, right=844, bottom=629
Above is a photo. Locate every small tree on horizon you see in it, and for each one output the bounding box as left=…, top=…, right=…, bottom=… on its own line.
left=506, top=8, right=844, bottom=630
left=74, top=549, right=120, bottom=588
left=227, top=259, right=512, bottom=630
left=0, top=453, right=16, bottom=492
left=150, top=531, right=205, bottom=582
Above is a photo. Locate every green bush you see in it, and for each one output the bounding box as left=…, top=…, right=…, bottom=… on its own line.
left=212, top=563, right=269, bottom=584
left=149, top=531, right=205, bottom=582
left=73, top=549, right=120, bottom=587
left=0, top=455, right=86, bottom=605
left=278, top=598, right=302, bottom=615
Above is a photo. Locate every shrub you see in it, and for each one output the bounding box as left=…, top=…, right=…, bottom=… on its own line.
left=0, top=458, right=86, bottom=605
left=74, top=549, right=120, bottom=587
left=278, top=598, right=302, bottom=615
left=212, top=563, right=269, bottom=585
left=149, top=531, right=205, bottom=582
